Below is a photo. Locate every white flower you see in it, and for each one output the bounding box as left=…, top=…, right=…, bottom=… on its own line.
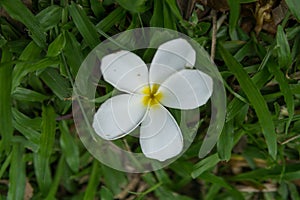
left=92, top=38, right=213, bottom=161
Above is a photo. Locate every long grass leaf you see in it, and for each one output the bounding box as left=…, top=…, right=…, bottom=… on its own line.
left=228, top=0, right=240, bottom=40
left=219, top=43, right=277, bottom=159
left=45, top=156, right=65, bottom=200
left=150, top=0, right=164, bottom=27
left=7, top=143, right=26, bottom=200
left=217, top=121, right=234, bottom=161
left=268, top=62, right=294, bottom=134
left=34, top=105, right=56, bottom=194
left=63, top=32, right=84, bottom=76
left=12, top=108, right=41, bottom=145
left=12, top=87, right=49, bottom=102
left=59, top=121, right=79, bottom=173
left=0, top=46, right=13, bottom=153
left=69, top=2, right=100, bottom=49
left=277, top=25, right=292, bottom=68
left=83, top=160, right=101, bottom=200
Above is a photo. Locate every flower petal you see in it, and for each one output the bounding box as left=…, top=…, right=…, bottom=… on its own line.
left=92, top=94, right=146, bottom=140
left=158, top=69, right=213, bottom=109
left=101, top=51, right=148, bottom=93
left=149, top=38, right=196, bottom=85
left=140, top=104, right=183, bottom=161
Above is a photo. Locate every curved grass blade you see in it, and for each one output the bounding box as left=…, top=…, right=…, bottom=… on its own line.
left=219, top=43, right=277, bottom=159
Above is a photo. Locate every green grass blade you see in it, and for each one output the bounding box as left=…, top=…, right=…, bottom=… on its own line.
left=165, top=0, right=183, bottom=20
left=11, top=41, right=42, bottom=90
left=68, top=2, right=100, bottom=49
left=0, top=0, right=46, bottom=48
left=101, top=165, right=127, bottom=195
left=217, top=121, right=234, bottom=161
left=90, top=0, right=105, bottom=18
left=40, top=68, right=72, bottom=100
left=12, top=108, right=41, bottom=145
left=199, top=172, right=232, bottom=190
left=36, top=5, right=62, bottom=31
left=12, top=87, right=49, bottom=102
left=13, top=57, right=60, bottom=91
left=59, top=121, right=79, bottom=173
left=115, top=0, right=147, bottom=13
left=83, top=160, right=101, bottom=200
left=150, top=0, right=164, bottom=27
left=285, top=0, right=300, bottom=21
left=277, top=25, right=292, bottom=68
left=0, top=46, right=13, bottom=153
left=12, top=107, right=42, bottom=131
left=45, top=155, right=65, bottom=200
left=11, top=135, right=39, bottom=152
left=136, top=182, right=163, bottom=200
left=219, top=43, right=277, bottom=159
left=191, top=154, right=220, bottom=178
left=268, top=61, right=294, bottom=134
left=93, top=91, right=112, bottom=103
left=96, top=7, right=126, bottom=33
left=63, top=32, right=84, bottom=76
left=226, top=98, right=248, bottom=122
left=100, top=186, right=114, bottom=199
left=205, top=184, right=221, bottom=200
left=228, top=0, right=240, bottom=40
left=0, top=152, right=11, bottom=179
left=34, top=105, right=56, bottom=195
left=163, top=1, right=177, bottom=29
left=63, top=32, right=84, bottom=77
left=7, top=143, right=26, bottom=200
left=47, top=33, right=66, bottom=57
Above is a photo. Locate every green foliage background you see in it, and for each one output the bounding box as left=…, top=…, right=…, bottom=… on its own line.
left=0, top=0, right=299, bottom=199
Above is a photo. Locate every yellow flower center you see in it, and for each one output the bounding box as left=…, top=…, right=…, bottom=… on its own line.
left=142, top=84, right=163, bottom=107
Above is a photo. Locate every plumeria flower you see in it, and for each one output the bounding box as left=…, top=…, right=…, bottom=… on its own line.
left=92, top=38, right=213, bottom=161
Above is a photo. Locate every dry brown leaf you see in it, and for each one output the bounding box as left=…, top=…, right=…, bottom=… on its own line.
left=24, top=179, right=34, bottom=200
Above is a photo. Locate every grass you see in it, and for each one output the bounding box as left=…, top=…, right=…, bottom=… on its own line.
left=0, top=0, right=300, bottom=199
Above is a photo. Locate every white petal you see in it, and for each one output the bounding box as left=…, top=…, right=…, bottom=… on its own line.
left=149, top=38, right=196, bottom=85
left=101, top=51, right=148, bottom=93
left=92, top=94, right=146, bottom=140
left=158, top=69, right=213, bottom=109
left=140, top=104, right=183, bottom=161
